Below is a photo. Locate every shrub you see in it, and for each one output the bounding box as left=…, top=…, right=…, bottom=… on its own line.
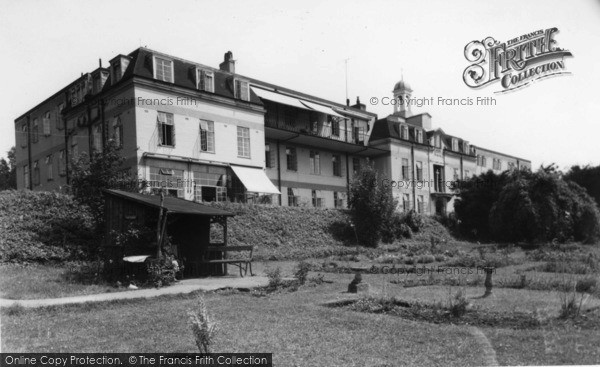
left=575, top=277, right=598, bottom=294
left=558, top=285, right=585, bottom=319
left=417, top=255, right=436, bottom=264
left=266, top=267, right=283, bottom=290
left=294, top=261, right=311, bottom=285
left=146, top=257, right=178, bottom=288
left=188, top=296, right=218, bottom=353
left=348, top=161, right=397, bottom=247
left=0, top=190, right=97, bottom=263
left=448, top=289, right=469, bottom=318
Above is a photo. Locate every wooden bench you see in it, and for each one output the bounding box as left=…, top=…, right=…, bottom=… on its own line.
left=200, top=245, right=254, bottom=277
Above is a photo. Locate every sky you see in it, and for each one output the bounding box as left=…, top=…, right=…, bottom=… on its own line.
left=1, top=0, right=599, bottom=170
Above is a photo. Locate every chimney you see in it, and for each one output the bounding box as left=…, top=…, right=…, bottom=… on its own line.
left=346, top=98, right=350, bottom=106
left=219, top=51, right=235, bottom=73
left=99, top=58, right=102, bottom=68
left=351, top=96, right=366, bottom=111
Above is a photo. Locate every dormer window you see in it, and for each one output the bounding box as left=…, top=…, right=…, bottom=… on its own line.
left=110, top=56, right=130, bottom=85
left=153, top=56, right=174, bottom=83
left=435, top=135, right=441, bottom=148
left=463, top=142, right=469, bottom=153
left=452, top=138, right=458, bottom=151
left=234, top=79, right=249, bottom=101
left=401, top=125, right=408, bottom=140
left=196, top=68, right=214, bottom=93
left=416, top=130, right=423, bottom=143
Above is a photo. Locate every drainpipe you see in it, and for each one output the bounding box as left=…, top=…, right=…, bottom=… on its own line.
left=276, top=140, right=282, bottom=205
left=345, top=152, right=350, bottom=193
left=411, top=145, right=416, bottom=210
left=26, top=115, right=32, bottom=190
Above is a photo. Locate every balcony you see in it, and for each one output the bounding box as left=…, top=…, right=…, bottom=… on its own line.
left=265, top=114, right=364, bottom=145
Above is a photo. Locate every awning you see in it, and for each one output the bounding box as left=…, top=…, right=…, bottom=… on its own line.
left=300, top=100, right=346, bottom=118
left=231, top=166, right=281, bottom=195
left=251, top=87, right=311, bottom=111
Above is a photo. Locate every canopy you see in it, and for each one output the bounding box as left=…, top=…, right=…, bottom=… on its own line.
left=251, top=87, right=311, bottom=111
left=300, top=100, right=346, bottom=118
left=230, top=166, right=281, bottom=194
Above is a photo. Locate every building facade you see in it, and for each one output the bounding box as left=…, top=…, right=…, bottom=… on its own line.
left=13, top=48, right=530, bottom=214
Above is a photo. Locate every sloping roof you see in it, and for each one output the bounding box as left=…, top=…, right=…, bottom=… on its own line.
left=104, top=189, right=234, bottom=216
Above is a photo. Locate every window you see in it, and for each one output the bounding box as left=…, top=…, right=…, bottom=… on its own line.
left=199, top=120, right=215, bottom=153
left=481, top=156, right=487, bottom=167
left=312, top=190, right=322, bottom=208
left=401, top=125, right=408, bottom=140
left=112, top=115, right=123, bottom=148
left=287, top=188, right=299, bottom=207
left=32, top=118, right=39, bottom=143
left=334, top=192, right=344, bottom=208
left=402, top=158, right=409, bottom=180
left=265, top=144, right=272, bottom=168
left=71, top=139, right=78, bottom=159
left=58, top=150, right=66, bottom=175
left=154, top=56, right=173, bottom=83
left=416, top=161, right=423, bottom=181
left=196, top=69, right=214, bottom=93
left=453, top=168, right=459, bottom=181
left=24, top=165, right=29, bottom=188
left=46, top=155, right=53, bottom=181
left=403, top=193, right=410, bottom=211
left=149, top=167, right=184, bottom=198
left=417, top=130, right=423, bottom=143
left=417, top=195, right=424, bottom=214
left=234, top=79, right=249, bottom=101
left=20, top=124, right=27, bottom=148
left=465, top=170, right=470, bottom=178
left=92, top=125, right=102, bottom=153
left=332, top=154, right=341, bottom=177
left=353, top=157, right=361, bottom=175
left=237, top=126, right=250, bottom=158
left=309, top=151, right=320, bottom=174
left=56, top=103, right=65, bottom=130
left=157, top=112, right=175, bottom=146
left=452, top=139, right=458, bottom=151
left=435, top=135, right=441, bottom=148
left=330, top=116, right=340, bottom=136
left=508, top=162, right=515, bottom=170
left=286, top=147, right=297, bottom=171
left=463, top=142, right=469, bottom=153
left=33, top=161, right=40, bottom=186
left=43, top=112, right=51, bottom=136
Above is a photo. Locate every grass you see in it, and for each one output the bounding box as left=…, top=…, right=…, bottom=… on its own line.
left=3, top=273, right=600, bottom=365
left=0, top=264, right=116, bottom=300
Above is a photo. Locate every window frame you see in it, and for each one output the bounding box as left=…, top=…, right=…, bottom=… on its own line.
left=199, top=119, right=215, bottom=153
left=237, top=126, right=251, bottom=158
left=153, top=55, right=174, bottom=83
left=196, top=68, right=215, bottom=93
left=286, top=146, right=297, bottom=171
left=157, top=112, right=175, bottom=147
left=332, top=154, right=341, bottom=177
left=309, top=150, right=321, bottom=175
left=234, top=79, right=250, bottom=101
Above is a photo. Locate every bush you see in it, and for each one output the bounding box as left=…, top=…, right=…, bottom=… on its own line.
left=146, top=257, right=178, bottom=288
left=188, top=296, right=218, bottom=353
left=266, top=267, right=283, bottom=291
left=0, top=190, right=97, bottom=263
left=348, top=161, right=397, bottom=247
left=294, top=261, right=311, bottom=284
left=448, top=289, right=469, bottom=318
left=455, top=166, right=600, bottom=244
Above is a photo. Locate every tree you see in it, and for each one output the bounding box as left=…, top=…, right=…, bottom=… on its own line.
left=348, top=160, right=397, bottom=247
left=0, top=147, right=17, bottom=190
left=70, top=140, right=139, bottom=233
left=565, top=165, right=600, bottom=209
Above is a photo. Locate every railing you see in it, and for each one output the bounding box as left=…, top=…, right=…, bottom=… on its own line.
left=265, top=117, right=365, bottom=145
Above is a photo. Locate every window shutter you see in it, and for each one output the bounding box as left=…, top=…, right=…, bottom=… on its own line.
left=199, top=70, right=205, bottom=90
left=157, top=115, right=163, bottom=144
left=171, top=119, right=176, bottom=147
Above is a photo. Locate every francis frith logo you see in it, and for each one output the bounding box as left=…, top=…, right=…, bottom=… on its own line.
left=463, top=27, right=572, bottom=93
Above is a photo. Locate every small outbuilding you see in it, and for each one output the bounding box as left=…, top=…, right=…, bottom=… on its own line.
left=103, top=189, right=235, bottom=277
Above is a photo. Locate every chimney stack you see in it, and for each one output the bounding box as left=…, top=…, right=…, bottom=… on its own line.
left=219, top=51, right=235, bottom=73
left=351, top=96, right=366, bottom=111
left=99, top=58, right=102, bottom=68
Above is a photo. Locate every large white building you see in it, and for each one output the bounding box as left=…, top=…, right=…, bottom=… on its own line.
left=13, top=47, right=530, bottom=215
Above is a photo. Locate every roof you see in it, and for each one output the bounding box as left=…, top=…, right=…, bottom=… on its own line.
left=17, top=47, right=375, bottom=121
left=104, top=189, right=234, bottom=216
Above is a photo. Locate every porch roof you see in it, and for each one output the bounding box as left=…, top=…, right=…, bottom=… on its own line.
left=104, top=189, right=235, bottom=216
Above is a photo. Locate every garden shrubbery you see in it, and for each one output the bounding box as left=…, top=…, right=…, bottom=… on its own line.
left=455, top=166, right=600, bottom=244
left=0, top=190, right=97, bottom=263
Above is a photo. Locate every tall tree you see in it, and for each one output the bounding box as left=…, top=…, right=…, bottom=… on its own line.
left=0, top=147, right=17, bottom=190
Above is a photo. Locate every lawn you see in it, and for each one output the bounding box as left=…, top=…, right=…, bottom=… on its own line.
left=3, top=268, right=600, bottom=366
left=0, top=264, right=116, bottom=300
